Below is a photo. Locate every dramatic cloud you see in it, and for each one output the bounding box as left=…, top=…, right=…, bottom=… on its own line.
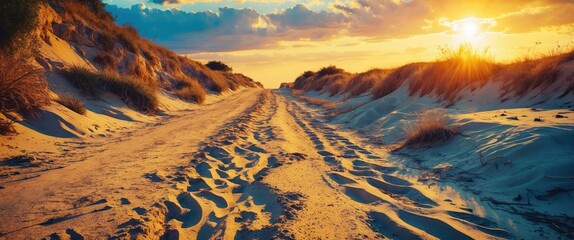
left=106, top=0, right=574, bottom=52
left=107, top=3, right=346, bottom=52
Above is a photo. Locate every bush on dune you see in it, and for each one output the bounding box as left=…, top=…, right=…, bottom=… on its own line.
left=62, top=66, right=158, bottom=114
left=0, top=0, right=50, bottom=117
left=0, top=56, right=50, bottom=116
left=206, top=61, right=233, bottom=72
left=181, top=60, right=230, bottom=93
left=56, top=95, right=87, bottom=115
left=292, top=66, right=349, bottom=92
left=173, top=76, right=207, bottom=104
left=0, top=118, right=16, bottom=135
left=396, top=109, right=458, bottom=150
left=316, top=65, right=345, bottom=79
left=0, top=0, right=41, bottom=57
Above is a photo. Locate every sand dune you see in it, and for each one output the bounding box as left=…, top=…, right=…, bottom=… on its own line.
left=0, top=89, right=525, bottom=239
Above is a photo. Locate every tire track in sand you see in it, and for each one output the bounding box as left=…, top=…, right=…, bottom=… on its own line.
left=283, top=92, right=511, bottom=240
left=111, top=91, right=303, bottom=239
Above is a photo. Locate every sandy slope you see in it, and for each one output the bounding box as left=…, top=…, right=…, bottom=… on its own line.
left=1, top=88, right=524, bottom=239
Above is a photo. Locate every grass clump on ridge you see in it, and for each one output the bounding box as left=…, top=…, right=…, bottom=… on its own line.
left=396, top=109, right=458, bottom=150
left=56, top=95, right=87, bottom=115
left=61, top=66, right=158, bottom=114
left=173, top=75, right=207, bottom=104
left=410, top=43, right=497, bottom=104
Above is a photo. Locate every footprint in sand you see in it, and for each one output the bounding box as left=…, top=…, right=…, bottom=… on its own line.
left=397, top=210, right=472, bottom=240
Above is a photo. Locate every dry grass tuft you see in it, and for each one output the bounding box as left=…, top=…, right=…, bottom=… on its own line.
left=372, top=63, right=421, bottom=100
left=316, top=65, right=345, bottom=79
left=345, top=69, right=388, bottom=97
left=61, top=66, right=158, bottom=114
left=56, top=95, right=86, bottom=115
left=173, top=76, right=207, bottom=104
left=409, top=44, right=497, bottom=104
left=397, top=109, right=458, bottom=150
left=0, top=55, right=50, bottom=115
left=93, top=51, right=119, bottom=71
left=292, top=66, right=351, bottom=93
left=500, top=55, right=563, bottom=99
left=322, top=73, right=353, bottom=96
left=0, top=118, right=16, bottom=135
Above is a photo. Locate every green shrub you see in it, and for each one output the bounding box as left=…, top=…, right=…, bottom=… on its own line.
left=56, top=95, right=87, bottom=115
left=61, top=66, right=158, bottom=114
left=0, top=0, right=40, bottom=56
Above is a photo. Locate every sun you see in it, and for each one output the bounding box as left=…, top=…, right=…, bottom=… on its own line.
left=462, top=21, right=479, bottom=37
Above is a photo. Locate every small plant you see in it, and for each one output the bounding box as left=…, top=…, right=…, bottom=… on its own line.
left=94, top=51, right=119, bottom=70
left=397, top=109, right=458, bottom=150
left=316, top=65, right=345, bottom=78
left=0, top=0, right=40, bottom=57
left=61, top=66, right=158, bottom=114
left=438, top=43, right=492, bottom=62
left=116, top=25, right=140, bottom=54
left=0, top=55, right=50, bottom=115
left=0, top=118, right=16, bottom=135
left=56, top=95, right=87, bottom=115
left=173, top=77, right=207, bottom=104
left=205, top=61, right=232, bottom=72
left=299, top=71, right=314, bottom=79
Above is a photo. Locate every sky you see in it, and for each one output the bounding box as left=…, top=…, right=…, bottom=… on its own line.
left=103, top=0, right=574, bottom=88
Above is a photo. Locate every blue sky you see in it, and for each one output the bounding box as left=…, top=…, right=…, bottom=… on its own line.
left=102, top=0, right=574, bottom=88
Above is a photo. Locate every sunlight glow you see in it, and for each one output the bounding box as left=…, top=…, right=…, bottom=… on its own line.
left=462, top=21, right=479, bottom=37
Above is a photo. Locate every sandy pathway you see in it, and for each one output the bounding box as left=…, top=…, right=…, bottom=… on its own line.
left=0, top=89, right=264, bottom=239
left=1, top=89, right=513, bottom=239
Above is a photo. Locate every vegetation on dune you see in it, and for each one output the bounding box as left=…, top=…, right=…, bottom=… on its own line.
left=290, top=42, right=574, bottom=106
left=0, top=118, right=16, bottom=135
left=371, top=63, right=421, bottom=100
left=346, top=69, right=388, bottom=97
left=0, top=0, right=41, bottom=57
left=500, top=51, right=574, bottom=99
left=316, top=65, right=345, bottom=79
left=206, top=61, right=233, bottom=72
left=397, top=109, right=458, bottom=150
left=292, top=66, right=350, bottom=93
left=56, top=95, right=87, bottom=115
left=0, top=0, right=49, bottom=119
left=410, top=43, right=497, bottom=104
left=58, top=0, right=260, bottom=95
left=172, top=75, right=207, bottom=104
left=61, top=66, right=158, bottom=114
left=0, top=56, right=50, bottom=115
